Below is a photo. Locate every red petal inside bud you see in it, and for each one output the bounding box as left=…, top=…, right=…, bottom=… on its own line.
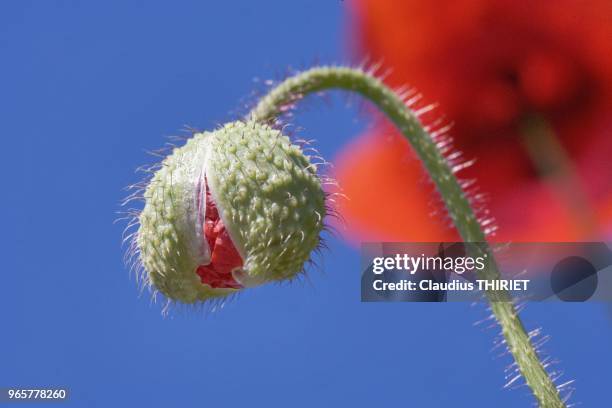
left=195, top=182, right=244, bottom=289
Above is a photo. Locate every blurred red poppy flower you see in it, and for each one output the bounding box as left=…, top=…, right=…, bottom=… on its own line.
left=335, top=0, right=612, bottom=241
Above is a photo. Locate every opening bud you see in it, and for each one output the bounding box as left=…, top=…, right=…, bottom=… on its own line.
left=137, top=121, right=326, bottom=303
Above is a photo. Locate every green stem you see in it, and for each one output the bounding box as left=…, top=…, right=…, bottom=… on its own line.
left=520, top=115, right=597, bottom=236
left=249, top=66, right=565, bottom=408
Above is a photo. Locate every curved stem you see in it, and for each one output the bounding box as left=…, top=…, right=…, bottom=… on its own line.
left=249, top=66, right=565, bottom=408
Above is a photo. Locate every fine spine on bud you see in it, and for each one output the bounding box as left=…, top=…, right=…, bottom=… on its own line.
left=136, top=121, right=326, bottom=304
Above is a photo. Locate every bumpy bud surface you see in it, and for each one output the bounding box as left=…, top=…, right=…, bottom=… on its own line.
left=137, top=121, right=326, bottom=303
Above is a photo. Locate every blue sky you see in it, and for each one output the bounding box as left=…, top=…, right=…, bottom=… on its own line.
left=2, top=1, right=611, bottom=407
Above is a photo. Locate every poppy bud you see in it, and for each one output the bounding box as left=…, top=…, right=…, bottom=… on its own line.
left=137, top=121, right=326, bottom=303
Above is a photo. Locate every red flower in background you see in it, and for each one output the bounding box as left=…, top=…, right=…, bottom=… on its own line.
left=335, top=0, right=612, bottom=241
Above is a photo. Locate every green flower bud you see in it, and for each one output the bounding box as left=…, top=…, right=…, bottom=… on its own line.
left=136, top=121, right=326, bottom=304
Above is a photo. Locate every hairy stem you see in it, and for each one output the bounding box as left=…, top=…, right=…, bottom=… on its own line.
left=249, top=66, right=565, bottom=407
